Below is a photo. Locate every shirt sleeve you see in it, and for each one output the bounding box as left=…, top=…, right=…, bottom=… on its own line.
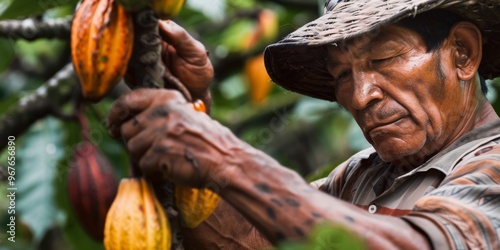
left=403, top=145, right=500, bottom=250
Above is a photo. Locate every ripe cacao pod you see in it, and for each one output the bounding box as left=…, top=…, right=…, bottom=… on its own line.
left=104, top=178, right=171, bottom=250
left=173, top=100, right=221, bottom=228
left=71, top=0, right=134, bottom=102
left=175, top=187, right=220, bottom=228
left=67, top=141, right=119, bottom=241
left=244, top=54, right=273, bottom=104
left=149, top=0, right=185, bottom=20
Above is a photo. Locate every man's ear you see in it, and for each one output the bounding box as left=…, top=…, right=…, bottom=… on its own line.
left=449, top=22, right=482, bottom=81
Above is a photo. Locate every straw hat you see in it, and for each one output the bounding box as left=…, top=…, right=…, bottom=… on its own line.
left=263, top=0, right=500, bottom=102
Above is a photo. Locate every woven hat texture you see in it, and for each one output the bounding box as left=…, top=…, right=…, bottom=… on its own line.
left=263, top=0, right=500, bottom=101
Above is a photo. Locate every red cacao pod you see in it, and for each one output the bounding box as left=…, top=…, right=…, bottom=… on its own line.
left=67, top=141, right=119, bottom=241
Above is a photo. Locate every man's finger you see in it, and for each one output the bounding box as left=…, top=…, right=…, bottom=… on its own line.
left=119, top=115, right=145, bottom=142
left=158, top=20, right=207, bottom=59
left=107, top=89, right=156, bottom=137
left=127, top=127, right=163, bottom=164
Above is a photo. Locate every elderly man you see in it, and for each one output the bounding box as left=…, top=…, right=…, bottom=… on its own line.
left=108, top=0, right=500, bottom=249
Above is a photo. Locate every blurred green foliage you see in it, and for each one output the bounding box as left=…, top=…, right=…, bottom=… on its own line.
left=0, top=0, right=498, bottom=249
left=275, top=222, right=366, bottom=250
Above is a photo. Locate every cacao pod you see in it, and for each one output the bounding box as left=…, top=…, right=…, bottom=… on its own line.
left=67, top=141, right=119, bottom=241
left=175, top=187, right=220, bottom=228
left=173, top=100, right=221, bottom=228
left=244, top=54, right=273, bottom=104
left=104, top=178, right=171, bottom=250
left=149, top=0, right=185, bottom=20
left=71, top=0, right=134, bottom=103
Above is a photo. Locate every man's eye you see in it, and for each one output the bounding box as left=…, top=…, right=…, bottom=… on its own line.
left=335, top=70, right=352, bottom=82
left=371, top=56, right=396, bottom=66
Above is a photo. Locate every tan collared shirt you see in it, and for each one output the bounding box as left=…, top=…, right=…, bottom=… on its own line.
left=318, top=120, right=500, bottom=249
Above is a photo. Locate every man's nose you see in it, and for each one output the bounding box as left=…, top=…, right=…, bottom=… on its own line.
left=350, top=71, right=384, bottom=110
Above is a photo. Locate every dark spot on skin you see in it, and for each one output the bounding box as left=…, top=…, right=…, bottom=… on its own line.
left=149, top=106, right=169, bottom=119
left=271, top=198, right=283, bottom=207
left=154, top=146, right=168, bottom=154
left=344, top=215, right=355, bottom=223
left=275, top=231, right=286, bottom=241
left=255, top=183, right=273, bottom=194
left=132, top=117, right=139, bottom=126
left=139, top=204, right=143, bottom=212
left=284, top=197, right=300, bottom=207
left=293, top=226, right=305, bottom=237
left=311, top=212, right=322, bottom=218
left=184, top=148, right=202, bottom=181
left=266, top=207, right=276, bottom=220
left=303, top=219, right=314, bottom=226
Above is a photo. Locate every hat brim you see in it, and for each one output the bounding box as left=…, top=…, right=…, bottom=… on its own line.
left=264, top=0, right=500, bottom=102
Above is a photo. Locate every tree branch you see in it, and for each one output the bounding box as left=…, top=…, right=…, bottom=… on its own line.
left=125, top=9, right=183, bottom=250
left=0, top=18, right=71, bottom=41
left=125, top=10, right=165, bottom=89
left=0, top=63, right=78, bottom=151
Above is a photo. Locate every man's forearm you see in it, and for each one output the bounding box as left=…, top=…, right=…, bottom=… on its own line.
left=182, top=199, right=271, bottom=250
left=218, top=147, right=432, bottom=249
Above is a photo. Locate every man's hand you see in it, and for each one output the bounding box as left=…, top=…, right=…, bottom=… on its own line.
left=159, top=20, right=213, bottom=101
left=107, top=89, right=241, bottom=187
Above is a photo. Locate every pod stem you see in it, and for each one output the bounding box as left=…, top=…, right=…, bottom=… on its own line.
left=76, top=104, right=90, bottom=143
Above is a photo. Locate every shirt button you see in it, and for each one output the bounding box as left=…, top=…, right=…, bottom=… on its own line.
left=368, top=204, right=377, bottom=214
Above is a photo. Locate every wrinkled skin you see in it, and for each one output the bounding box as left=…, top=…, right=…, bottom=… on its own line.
left=159, top=20, right=213, bottom=105
left=108, top=21, right=499, bottom=249
left=326, top=23, right=496, bottom=167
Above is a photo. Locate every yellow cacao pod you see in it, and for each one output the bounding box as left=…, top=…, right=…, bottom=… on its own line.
left=149, top=0, right=185, bottom=20
left=71, top=0, right=134, bottom=103
left=104, top=178, right=171, bottom=250
left=175, top=186, right=220, bottom=228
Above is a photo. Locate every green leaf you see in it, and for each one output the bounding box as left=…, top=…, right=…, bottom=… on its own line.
left=0, top=0, right=78, bottom=20
left=0, top=38, right=15, bottom=73
left=16, top=117, right=65, bottom=244
left=275, top=223, right=366, bottom=250
left=487, top=78, right=500, bottom=113
left=15, top=39, right=68, bottom=75
left=220, top=19, right=257, bottom=52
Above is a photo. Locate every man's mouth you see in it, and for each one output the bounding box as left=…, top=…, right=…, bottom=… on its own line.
left=365, top=117, right=407, bottom=136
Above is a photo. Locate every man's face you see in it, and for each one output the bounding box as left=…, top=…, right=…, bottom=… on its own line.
left=326, top=25, right=476, bottom=166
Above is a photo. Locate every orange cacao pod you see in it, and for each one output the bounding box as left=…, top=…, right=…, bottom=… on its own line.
left=104, top=178, right=171, bottom=249
left=67, top=141, right=119, bottom=241
left=71, top=0, right=134, bottom=102
left=244, top=54, right=273, bottom=104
